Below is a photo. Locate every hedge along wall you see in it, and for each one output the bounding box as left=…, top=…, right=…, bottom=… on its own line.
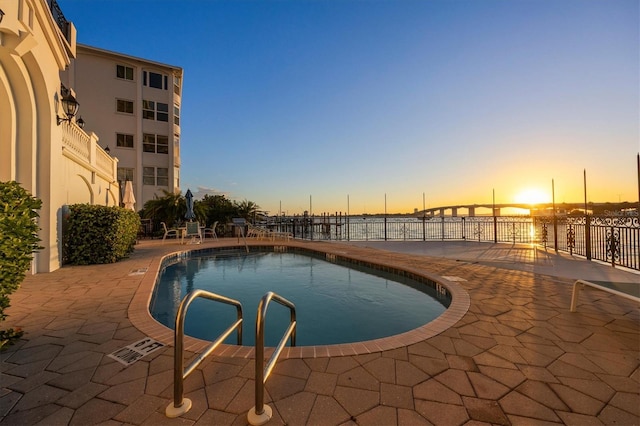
left=64, top=204, right=140, bottom=265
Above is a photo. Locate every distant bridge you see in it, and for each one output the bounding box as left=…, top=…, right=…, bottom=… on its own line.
left=414, top=202, right=634, bottom=217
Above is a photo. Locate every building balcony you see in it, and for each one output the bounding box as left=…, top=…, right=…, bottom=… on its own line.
left=61, top=120, right=118, bottom=182
left=47, top=0, right=72, bottom=44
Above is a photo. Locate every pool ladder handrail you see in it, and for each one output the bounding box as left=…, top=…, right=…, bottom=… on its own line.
left=165, top=289, right=243, bottom=418
left=248, top=291, right=297, bottom=426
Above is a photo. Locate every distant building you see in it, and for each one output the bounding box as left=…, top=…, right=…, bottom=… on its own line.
left=62, top=44, right=183, bottom=207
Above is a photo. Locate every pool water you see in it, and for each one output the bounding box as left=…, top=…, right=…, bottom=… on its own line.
left=150, top=251, right=449, bottom=346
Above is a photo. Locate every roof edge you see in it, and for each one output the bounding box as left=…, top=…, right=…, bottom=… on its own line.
left=77, top=43, right=183, bottom=74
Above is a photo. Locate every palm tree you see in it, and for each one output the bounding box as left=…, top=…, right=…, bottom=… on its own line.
left=192, top=199, right=208, bottom=224
left=234, top=199, right=261, bottom=223
left=141, top=190, right=185, bottom=229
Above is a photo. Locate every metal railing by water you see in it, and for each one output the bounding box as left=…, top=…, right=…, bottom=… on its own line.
left=248, top=292, right=297, bottom=426
left=271, top=214, right=639, bottom=271
left=536, top=215, right=640, bottom=270
left=165, top=290, right=243, bottom=418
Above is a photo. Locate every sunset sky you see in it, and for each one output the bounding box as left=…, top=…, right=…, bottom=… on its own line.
left=59, top=0, right=639, bottom=215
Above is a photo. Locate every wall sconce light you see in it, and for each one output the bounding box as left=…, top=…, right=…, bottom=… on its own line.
left=0, top=9, right=5, bottom=24
left=104, top=146, right=110, bottom=155
left=56, top=87, right=79, bottom=125
left=77, top=116, right=85, bottom=129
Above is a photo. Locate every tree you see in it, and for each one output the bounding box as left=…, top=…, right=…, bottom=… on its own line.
left=234, top=199, right=263, bottom=223
left=200, top=194, right=236, bottom=226
left=0, top=181, right=42, bottom=349
left=139, top=191, right=264, bottom=237
left=140, top=190, right=185, bottom=229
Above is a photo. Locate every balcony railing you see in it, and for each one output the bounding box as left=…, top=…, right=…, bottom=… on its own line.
left=47, top=0, right=71, bottom=43
left=61, top=121, right=117, bottom=181
left=61, top=122, right=90, bottom=162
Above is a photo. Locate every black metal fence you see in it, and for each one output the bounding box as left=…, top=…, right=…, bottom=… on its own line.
left=270, top=214, right=640, bottom=271
left=47, top=0, right=71, bottom=43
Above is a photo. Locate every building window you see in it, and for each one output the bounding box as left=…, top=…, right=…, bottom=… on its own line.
left=157, top=168, right=169, bottom=186
left=143, top=71, right=168, bottom=90
left=116, top=65, right=134, bottom=80
left=143, top=134, right=155, bottom=153
left=117, top=168, right=134, bottom=183
left=173, top=135, right=180, bottom=166
left=157, top=103, right=168, bottom=122
left=174, top=76, right=181, bottom=95
left=150, top=72, right=162, bottom=89
left=174, top=104, right=180, bottom=126
left=116, top=99, right=134, bottom=114
left=116, top=133, right=134, bottom=148
left=157, top=135, right=169, bottom=153
left=143, top=167, right=155, bottom=185
left=143, top=133, right=169, bottom=154
left=142, top=100, right=155, bottom=120
left=142, top=100, right=169, bottom=122
left=143, top=167, right=169, bottom=186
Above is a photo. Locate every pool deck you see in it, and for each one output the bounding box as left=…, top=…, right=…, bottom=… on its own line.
left=1, top=238, right=638, bottom=425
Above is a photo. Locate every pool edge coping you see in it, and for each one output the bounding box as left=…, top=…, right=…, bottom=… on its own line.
left=127, top=240, right=471, bottom=359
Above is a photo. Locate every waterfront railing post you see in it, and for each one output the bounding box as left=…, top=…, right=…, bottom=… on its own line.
left=462, top=217, right=466, bottom=240
left=585, top=214, right=592, bottom=260
left=347, top=215, right=350, bottom=241
left=609, top=225, right=616, bottom=267
left=553, top=215, right=558, bottom=251
left=384, top=215, right=387, bottom=241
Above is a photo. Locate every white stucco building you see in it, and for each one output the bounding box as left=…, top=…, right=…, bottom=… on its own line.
left=62, top=45, right=183, bottom=208
left=0, top=0, right=182, bottom=273
left=0, top=0, right=118, bottom=273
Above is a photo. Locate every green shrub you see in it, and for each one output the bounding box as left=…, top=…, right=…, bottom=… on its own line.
left=64, top=204, right=140, bottom=265
left=0, top=181, right=42, bottom=349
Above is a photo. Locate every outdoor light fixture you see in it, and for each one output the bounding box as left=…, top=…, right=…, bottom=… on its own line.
left=0, top=9, right=5, bottom=24
left=56, top=88, right=79, bottom=125
left=104, top=146, right=110, bottom=154
left=76, top=116, right=85, bottom=129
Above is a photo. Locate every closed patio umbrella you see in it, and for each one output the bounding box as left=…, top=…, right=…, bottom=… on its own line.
left=123, top=180, right=136, bottom=211
left=185, top=189, right=196, bottom=221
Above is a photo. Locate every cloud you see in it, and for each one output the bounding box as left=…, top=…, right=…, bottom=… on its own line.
left=191, top=186, right=231, bottom=200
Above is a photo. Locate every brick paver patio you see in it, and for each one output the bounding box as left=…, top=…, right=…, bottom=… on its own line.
left=1, top=239, right=638, bottom=425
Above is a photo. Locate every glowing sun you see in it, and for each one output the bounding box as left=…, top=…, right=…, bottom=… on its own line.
left=514, top=188, right=550, bottom=205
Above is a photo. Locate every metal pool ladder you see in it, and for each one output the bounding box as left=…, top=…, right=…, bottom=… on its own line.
left=247, top=291, right=297, bottom=426
left=165, top=289, right=243, bottom=418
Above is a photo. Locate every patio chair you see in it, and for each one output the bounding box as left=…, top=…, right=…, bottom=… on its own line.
left=247, top=224, right=270, bottom=240
left=203, top=221, right=218, bottom=240
left=161, top=222, right=179, bottom=244
left=185, top=221, right=202, bottom=244
left=271, top=230, right=293, bottom=241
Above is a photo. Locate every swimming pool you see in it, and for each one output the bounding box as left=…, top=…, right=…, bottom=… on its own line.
left=150, top=247, right=451, bottom=346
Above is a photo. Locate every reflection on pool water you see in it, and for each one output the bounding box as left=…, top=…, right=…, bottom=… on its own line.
left=150, top=250, right=450, bottom=346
